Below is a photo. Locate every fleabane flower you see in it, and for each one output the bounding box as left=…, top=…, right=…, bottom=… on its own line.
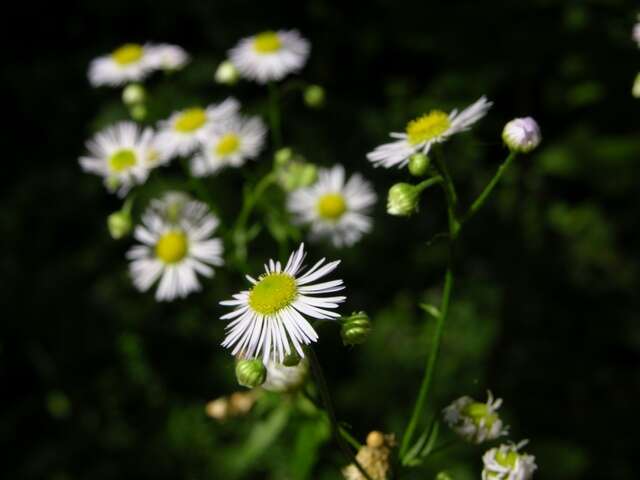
left=88, top=43, right=156, bottom=87
left=220, top=243, right=345, bottom=363
left=127, top=196, right=224, bottom=301
left=229, top=30, right=310, bottom=84
left=261, top=359, right=309, bottom=392
left=146, top=43, right=189, bottom=71
left=443, top=391, right=508, bottom=444
left=155, top=98, right=240, bottom=158
left=502, top=117, right=541, bottom=153
left=191, top=115, right=267, bottom=176
left=367, top=96, right=492, bottom=168
left=482, top=442, right=537, bottom=480
left=79, top=122, right=164, bottom=196
left=287, top=165, right=377, bottom=248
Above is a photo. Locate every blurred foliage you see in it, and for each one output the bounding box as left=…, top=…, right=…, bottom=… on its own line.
left=3, top=0, right=640, bottom=479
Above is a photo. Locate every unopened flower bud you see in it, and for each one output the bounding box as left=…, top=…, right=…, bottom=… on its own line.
left=122, top=83, right=146, bottom=106
left=482, top=442, right=537, bottom=480
left=303, top=84, right=325, bottom=108
left=341, top=311, right=372, bottom=346
left=205, top=397, right=229, bottom=420
left=366, top=431, right=385, bottom=448
left=276, top=160, right=318, bottom=191
left=107, top=209, right=132, bottom=239
left=502, top=117, right=541, bottom=154
left=633, top=73, right=640, bottom=99
left=130, top=104, right=147, bottom=121
left=387, top=183, right=421, bottom=216
left=274, top=147, right=294, bottom=166
left=235, top=359, right=266, bottom=388
left=408, top=153, right=430, bottom=177
left=282, top=351, right=302, bottom=367
left=443, top=391, right=508, bottom=444
left=214, top=60, right=239, bottom=85
left=105, top=176, right=120, bottom=192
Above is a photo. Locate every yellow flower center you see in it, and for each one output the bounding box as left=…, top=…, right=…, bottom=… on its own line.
left=253, top=31, right=282, bottom=54
left=155, top=230, right=188, bottom=264
left=317, top=193, right=347, bottom=221
left=249, top=273, right=297, bottom=315
left=406, top=110, right=451, bottom=145
left=462, top=402, right=498, bottom=428
left=215, top=133, right=240, bottom=156
left=111, top=44, right=144, bottom=65
left=108, top=149, right=137, bottom=172
left=174, top=108, right=207, bottom=133
left=495, top=449, right=519, bottom=469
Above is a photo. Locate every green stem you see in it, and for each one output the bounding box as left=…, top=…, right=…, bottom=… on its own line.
left=306, top=347, right=373, bottom=480
left=232, top=172, right=276, bottom=264
left=433, top=152, right=460, bottom=239
left=268, top=82, right=283, bottom=149
left=416, top=175, right=443, bottom=193
left=462, top=151, right=517, bottom=224
left=400, top=258, right=454, bottom=459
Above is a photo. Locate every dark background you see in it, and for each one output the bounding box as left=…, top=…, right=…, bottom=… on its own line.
left=3, top=1, right=639, bottom=479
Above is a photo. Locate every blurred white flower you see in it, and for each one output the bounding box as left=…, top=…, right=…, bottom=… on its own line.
left=127, top=196, right=223, bottom=301
left=146, top=43, right=189, bottom=71
left=367, top=96, right=492, bottom=168
left=261, top=359, right=309, bottom=392
left=79, top=122, right=165, bottom=196
left=633, top=16, right=640, bottom=47
left=88, top=43, right=156, bottom=87
left=443, top=391, right=508, bottom=444
left=287, top=165, right=376, bottom=248
left=220, top=243, right=345, bottom=362
left=229, top=30, right=310, bottom=84
left=482, top=442, right=537, bottom=480
left=154, top=98, right=240, bottom=158
left=191, top=115, right=267, bottom=176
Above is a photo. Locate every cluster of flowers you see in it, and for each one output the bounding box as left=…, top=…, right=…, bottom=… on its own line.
left=81, top=28, right=544, bottom=480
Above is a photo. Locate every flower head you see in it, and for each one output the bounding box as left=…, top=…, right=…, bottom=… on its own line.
left=155, top=98, right=240, bottom=158
left=191, top=114, right=267, bottom=176
left=220, top=243, right=345, bottom=363
left=88, top=43, right=156, bottom=87
left=482, top=441, right=537, bottom=480
left=215, top=60, right=240, bottom=85
left=633, top=16, right=640, bottom=47
left=261, top=358, right=309, bottom=392
left=502, top=117, right=541, bottom=153
left=79, top=122, right=165, bottom=196
left=387, top=183, right=421, bottom=216
left=127, top=195, right=224, bottom=301
left=287, top=165, right=376, bottom=248
left=229, top=30, right=310, bottom=84
left=367, top=97, right=492, bottom=168
left=146, top=43, right=189, bottom=71
left=443, top=391, right=508, bottom=444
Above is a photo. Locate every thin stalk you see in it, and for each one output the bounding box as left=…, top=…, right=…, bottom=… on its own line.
left=267, top=82, right=282, bottom=149
left=462, top=151, right=517, bottom=224
left=306, top=347, right=373, bottom=480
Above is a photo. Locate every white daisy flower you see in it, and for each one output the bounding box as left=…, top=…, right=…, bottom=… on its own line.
left=261, top=359, right=309, bottom=392
left=79, top=121, right=163, bottom=196
left=367, top=96, right=493, bottom=168
left=229, top=30, right=310, bottom=84
left=88, top=43, right=156, bottom=87
left=190, top=115, right=267, bottom=176
left=633, top=16, right=640, bottom=47
left=146, top=43, right=189, bottom=71
left=443, top=391, right=508, bottom=444
left=287, top=165, right=376, bottom=248
left=127, top=197, right=224, bottom=301
left=155, top=97, right=240, bottom=158
left=482, top=441, right=537, bottom=480
left=220, top=243, right=345, bottom=363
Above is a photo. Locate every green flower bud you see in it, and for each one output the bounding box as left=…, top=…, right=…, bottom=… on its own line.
left=408, top=153, right=430, bottom=177
left=387, top=183, right=421, bottom=216
left=235, top=359, right=266, bottom=388
left=633, top=73, right=640, bottom=99
left=122, top=83, right=146, bottom=106
left=130, top=104, right=147, bottom=121
left=276, top=161, right=318, bottom=191
left=214, top=60, right=239, bottom=85
left=303, top=84, right=325, bottom=108
left=274, top=147, right=294, bottom=166
left=282, top=351, right=302, bottom=367
left=341, top=311, right=372, bottom=346
left=107, top=209, right=132, bottom=239
left=435, top=472, right=453, bottom=480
